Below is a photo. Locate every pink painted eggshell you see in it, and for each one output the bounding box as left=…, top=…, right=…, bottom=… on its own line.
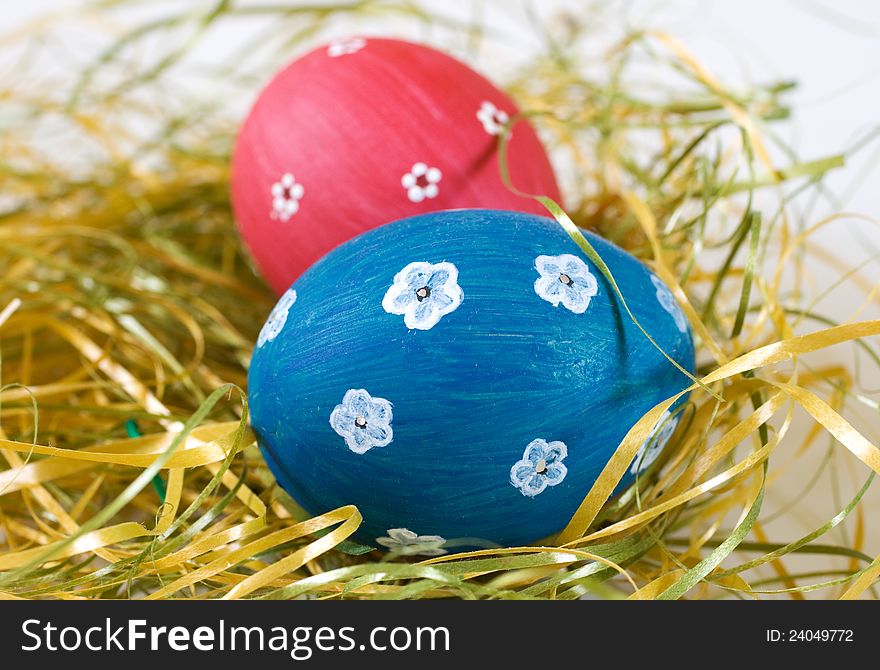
left=232, top=36, right=562, bottom=294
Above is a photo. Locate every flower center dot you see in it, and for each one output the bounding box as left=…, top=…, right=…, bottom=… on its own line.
left=559, top=273, right=573, bottom=286
left=535, top=458, right=547, bottom=475
left=415, top=174, right=429, bottom=188
left=415, top=286, right=431, bottom=301
left=354, top=415, right=367, bottom=430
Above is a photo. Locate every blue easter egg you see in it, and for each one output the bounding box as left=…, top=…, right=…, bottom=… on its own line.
left=248, top=209, right=694, bottom=553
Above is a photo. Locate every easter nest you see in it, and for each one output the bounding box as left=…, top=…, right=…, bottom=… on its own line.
left=1, top=1, right=879, bottom=600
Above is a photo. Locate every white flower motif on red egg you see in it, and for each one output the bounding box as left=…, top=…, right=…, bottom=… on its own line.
left=476, top=100, right=510, bottom=136
left=401, top=162, right=442, bottom=203
left=327, top=37, right=366, bottom=58
left=270, top=173, right=304, bottom=221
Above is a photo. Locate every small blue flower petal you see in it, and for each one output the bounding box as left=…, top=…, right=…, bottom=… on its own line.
left=523, top=474, right=547, bottom=497
left=431, top=291, right=454, bottom=310
left=562, top=258, right=587, bottom=275
left=367, top=399, right=391, bottom=423
left=512, top=463, right=534, bottom=482
left=392, top=290, right=416, bottom=311
left=427, top=267, right=450, bottom=288
left=535, top=275, right=564, bottom=299
left=347, top=390, right=371, bottom=415
left=413, top=299, right=434, bottom=324
left=544, top=462, right=567, bottom=484
left=365, top=422, right=390, bottom=444
left=535, top=256, right=560, bottom=275
left=524, top=441, right=546, bottom=464
left=543, top=441, right=567, bottom=464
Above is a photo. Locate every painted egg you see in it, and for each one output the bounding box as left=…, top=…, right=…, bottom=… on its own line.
left=249, top=210, right=695, bottom=552
left=231, top=37, right=561, bottom=294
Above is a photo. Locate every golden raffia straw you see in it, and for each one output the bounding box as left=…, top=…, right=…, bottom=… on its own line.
left=1, top=1, right=879, bottom=600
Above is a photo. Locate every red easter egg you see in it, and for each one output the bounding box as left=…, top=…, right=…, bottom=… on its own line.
left=232, top=37, right=562, bottom=294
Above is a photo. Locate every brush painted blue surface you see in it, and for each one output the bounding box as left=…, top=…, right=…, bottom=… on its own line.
left=248, top=209, right=695, bottom=552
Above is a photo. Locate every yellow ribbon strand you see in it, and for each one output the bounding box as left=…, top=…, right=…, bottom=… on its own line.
left=146, top=506, right=361, bottom=600
left=841, top=554, right=880, bottom=600
left=0, top=421, right=252, bottom=494
left=559, top=320, right=880, bottom=543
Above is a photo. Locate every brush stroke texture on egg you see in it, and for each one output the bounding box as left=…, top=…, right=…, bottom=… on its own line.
left=249, top=209, right=695, bottom=548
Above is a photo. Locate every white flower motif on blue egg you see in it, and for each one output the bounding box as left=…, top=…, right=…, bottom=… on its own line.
left=376, top=528, right=448, bottom=556
left=257, top=288, right=297, bottom=348
left=329, top=389, right=394, bottom=454
left=382, top=261, right=463, bottom=330
left=534, top=254, right=598, bottom=314
left=630, top=410, right=680, bottom=475
left=510, top=438, right=569, bottom=497
left=651, top=274, right=688, bottom=333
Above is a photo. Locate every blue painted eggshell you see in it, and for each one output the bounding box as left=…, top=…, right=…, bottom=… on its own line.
left=249, top=209, right=695, bottom=552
